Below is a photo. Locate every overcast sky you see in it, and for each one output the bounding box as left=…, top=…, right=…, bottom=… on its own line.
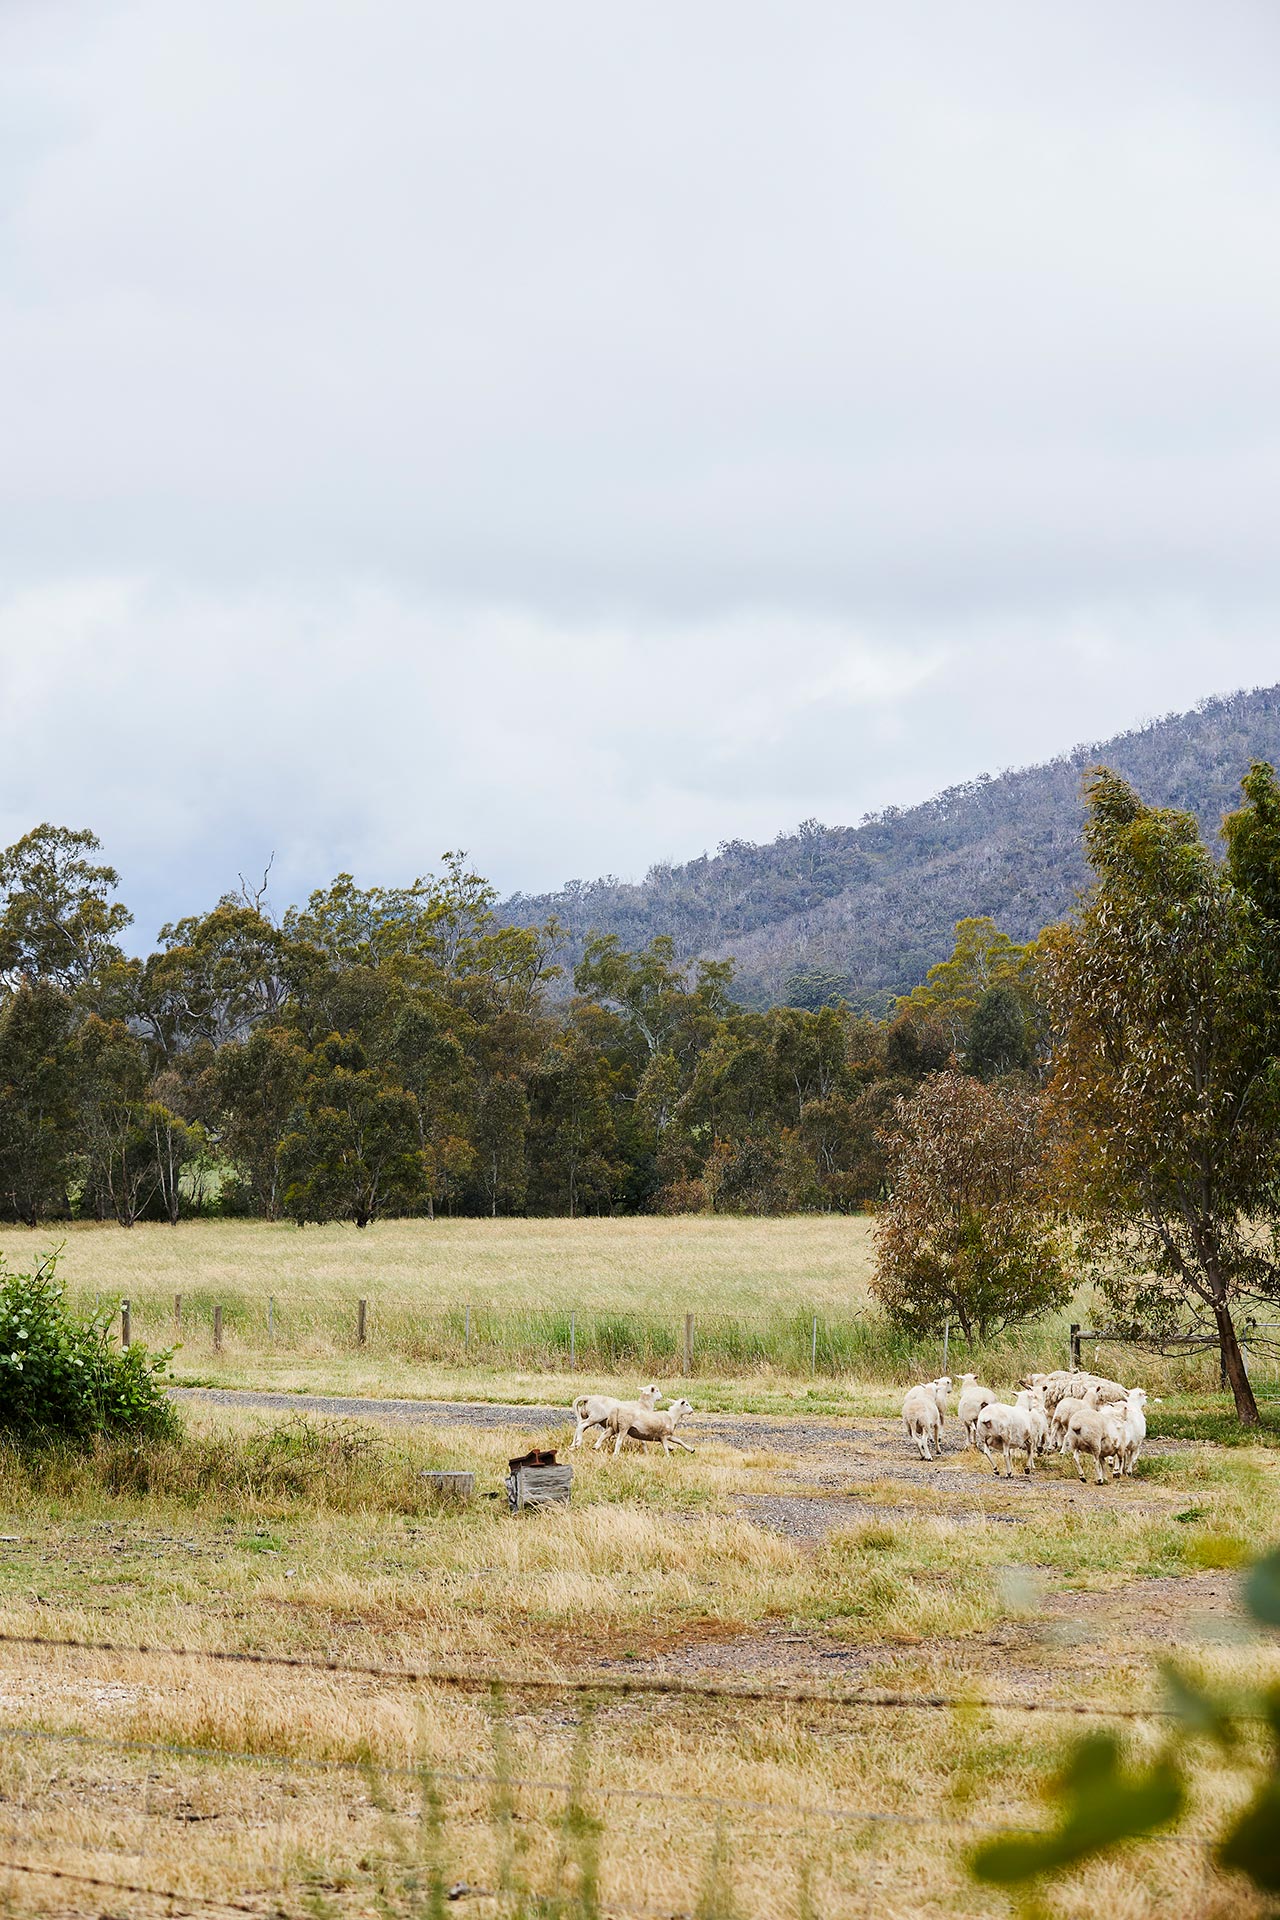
left=2, top=1, right=1278, bottom=942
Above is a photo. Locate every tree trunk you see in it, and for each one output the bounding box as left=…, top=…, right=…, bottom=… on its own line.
left=1214, top=1299, right=1259, bottom=1424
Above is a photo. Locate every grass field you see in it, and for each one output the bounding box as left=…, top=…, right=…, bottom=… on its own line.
left=0, top=1399, right=1275, bottom=1917
left=0, top=1216, right=1249, bottom=1410
left=0, top=1217, right=1275, bottom=1912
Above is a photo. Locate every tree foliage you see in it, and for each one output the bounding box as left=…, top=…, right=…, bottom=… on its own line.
left=873, top=1070, right=1070, bottom=1342
left=1043, top=764, right=1280, bottom=1424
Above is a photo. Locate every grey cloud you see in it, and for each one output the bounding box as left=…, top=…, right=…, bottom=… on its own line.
left=0, top=1, right=1278, bottom=938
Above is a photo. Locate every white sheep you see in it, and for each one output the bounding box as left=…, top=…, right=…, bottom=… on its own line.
left=956, top=1374, right=995, bottom=1447
left=569, top=1383, right=661, bottom=1450
left=607, top=1396, right=696, bottom=1457
left=1068, top=1402, right=1126, bottom=1485
left=1110, top=1387, right=1150, bottom=1475
left=1016, top=1386, right=1050, bottom=1456
left=1051, top=1381, right=1110, bottom=1451
left=975, top=1400, right=1035, bottom=1477
left=902, top=1383, right=943, bottom=1461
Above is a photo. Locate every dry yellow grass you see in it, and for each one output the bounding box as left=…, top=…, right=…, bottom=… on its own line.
left=0, top=1214, right=1236, bottom=1403
left=0, top=1400, right=1274, bottom=1915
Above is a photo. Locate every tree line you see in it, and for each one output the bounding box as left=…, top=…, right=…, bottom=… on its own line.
left=0, top=834, right=1008, bottom=1231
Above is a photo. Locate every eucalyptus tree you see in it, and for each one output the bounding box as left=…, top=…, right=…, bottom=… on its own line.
left=1044, top=766, right=1280, bottom=1424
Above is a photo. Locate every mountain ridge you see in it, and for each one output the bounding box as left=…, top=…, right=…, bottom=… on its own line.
left=500, top=683, right=1280, bottom=1010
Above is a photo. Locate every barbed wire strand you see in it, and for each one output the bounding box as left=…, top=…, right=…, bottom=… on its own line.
left=0, top=1628, right=1182, bottom=1720
left=0, top=1855, right=266, bottom=1915
left=0, top=1715, right=1072, bottom=1837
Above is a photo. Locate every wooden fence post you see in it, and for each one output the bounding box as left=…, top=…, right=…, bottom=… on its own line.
left=357, top=1298, right=367, bottom=1345
left=174, top=1294, right=182, bottom=1341
left=213, top=1304, right=223, bottom=1354
left=121, top=1300, right=130, bottom=1349
left=1069, top=1322, right=1081, bottom=1370
left=683, top=1312, right=694, bottom=1378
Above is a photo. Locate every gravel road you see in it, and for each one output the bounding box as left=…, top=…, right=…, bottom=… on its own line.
left=170, top=1386, right=840, bottom=1455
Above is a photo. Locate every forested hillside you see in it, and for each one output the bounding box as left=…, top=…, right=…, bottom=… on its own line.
left=501, top=685, right=1280, bottom=1009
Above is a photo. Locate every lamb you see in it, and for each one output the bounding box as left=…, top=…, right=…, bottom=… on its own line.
left=1110, top=1388, right=1149, bottom=1475
left=932, top=1375, right=953, bottom=1447
left=1084, top=1376, right=1130, bottom=1409
left=1016, top=1386, right=1050, bottom=1456
left=1068, top=1402, right=1126, bottom=1485
left=974, top=1400, right=1035, bottom=1477
left=607, top=1396, right=696, bottom=1456
left=956, top=1374, right=995, bottom=1447
left=569, top=1383, right=661, bottom=1450
left=902, top=1382, right=944, bottom=1461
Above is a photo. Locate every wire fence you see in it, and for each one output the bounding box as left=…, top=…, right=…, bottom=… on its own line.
left=105, top=1292, right=1256, bottom=1393
left=0, top=1628, right=1195, bottom=1719
left=0, top=1659, right=1225, bottom=1920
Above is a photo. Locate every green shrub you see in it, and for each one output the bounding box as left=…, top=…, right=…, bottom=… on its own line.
left=0, top=1253, right=178, bottom=1443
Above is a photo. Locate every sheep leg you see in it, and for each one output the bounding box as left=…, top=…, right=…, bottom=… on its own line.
left=612, top=1429, right=627, bottom=1456
left=592, top=1427, right=610, bottom=1450
left=1072, top=1446, right=1087, bottom=1483
left=1024, top=1446, right=1033, bottom=1475
left=668, top=1437, right=695, bottom=1453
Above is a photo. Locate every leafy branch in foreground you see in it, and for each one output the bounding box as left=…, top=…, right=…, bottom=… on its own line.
left=971, top=1547, right=1280, bottom=1903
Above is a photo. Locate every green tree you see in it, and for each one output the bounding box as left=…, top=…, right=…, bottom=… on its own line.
left=967, top=983, right=1033, bottom=1080
left=873, top=1069, right=1070, bottom=1342
left=69, top=1016, right=157, bottom=1226
left=574, top=934, right=733, bottom=1063
left=138, top=903, right=290, bottom=1058
left=279, top=1034, right=427, bottom=1228
left=0, top=824, right=131, bottom=1000
left=0, top=983, right=78, bottom=1224
left=1044, top=767, right=1280, bottom=1425
left=473, top=1074, right=529, bottom=1217
left=894, top=916, right=1034, bottom=1049
left=527, top=1029, right=619, bottom=1217
left=203, top=1026, right=308, bottom=1217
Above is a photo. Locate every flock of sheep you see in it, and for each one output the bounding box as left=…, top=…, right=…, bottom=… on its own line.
left=562, top=1366, right=1150, bottom=1485
left=902, top=1369, right=1152, bottom=1483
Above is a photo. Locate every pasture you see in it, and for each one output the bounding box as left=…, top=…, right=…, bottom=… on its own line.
left=0, top=1395, right=1275, bottom=1917
left=5, top=1216, right=1247, bottom=1409
left=0, top=1217, right=1275, bottom=1914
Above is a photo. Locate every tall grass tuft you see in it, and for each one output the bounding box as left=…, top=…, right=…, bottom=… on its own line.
left=0, top=1414, right=465, bottom=1514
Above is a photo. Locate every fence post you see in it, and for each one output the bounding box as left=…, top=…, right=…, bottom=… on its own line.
left=213, top=1304, right=223, bottom=1354
left=683, top=1312, right=694, bottom=1378
left=1069, top=1322, right=1081, bottom=1370
left=268, top=1295, right=275, bottom=1343
left=174, top=1294, right=182, bottom=1341
left=357, top=1298, right=367, bottom=1346
left=811, top=1315, right=818, bottom=1376
left=942, top=1319, right=950, bottom=1376
left=569, top=1311, right=576, bottom=1372
left=121, top=1300, right=130, bottom=1349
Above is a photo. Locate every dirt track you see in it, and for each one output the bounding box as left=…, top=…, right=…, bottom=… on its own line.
left=172, top=1385, right=1192, bottom=1536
